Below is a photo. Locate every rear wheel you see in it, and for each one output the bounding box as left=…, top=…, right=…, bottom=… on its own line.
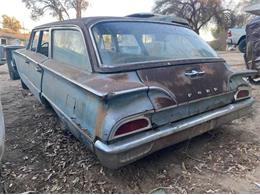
left=238, top=38, right=246, bottom=53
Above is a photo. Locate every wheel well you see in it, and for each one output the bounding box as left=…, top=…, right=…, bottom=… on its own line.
left=238, top=35, right=246, bottom=45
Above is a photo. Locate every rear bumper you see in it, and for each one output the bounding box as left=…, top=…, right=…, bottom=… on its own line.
left=94, top=98, right=254, bottom=169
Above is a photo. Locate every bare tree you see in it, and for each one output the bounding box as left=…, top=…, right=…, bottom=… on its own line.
left=22, top=0, right=70, bottom=21
left=153, top=0, right=228, bottom=34
left=65, top=0, right=89, bottom=19
left=22, top=0, right=89, bottom=21
left=2, top=15, right=22, bottom=32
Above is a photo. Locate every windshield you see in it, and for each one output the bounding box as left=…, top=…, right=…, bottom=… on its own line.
left=92, top=21, right=218, bottom=67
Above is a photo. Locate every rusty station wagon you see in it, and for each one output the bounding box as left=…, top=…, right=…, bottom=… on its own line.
left=13, top=17, right=255, bottom=169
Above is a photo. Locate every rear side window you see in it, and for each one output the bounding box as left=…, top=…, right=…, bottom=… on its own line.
left=31, top=31, right=40, bottom=51
left=52, top=29, right=90, bottom=70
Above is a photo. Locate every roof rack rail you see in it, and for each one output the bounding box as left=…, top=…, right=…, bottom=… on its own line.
left=126, top=13, right=189, bottom=27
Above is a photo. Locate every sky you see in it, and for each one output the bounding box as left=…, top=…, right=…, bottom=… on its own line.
left=0, top=0, right=154, bottom=29
left=0, top=0, right=238, bottom=41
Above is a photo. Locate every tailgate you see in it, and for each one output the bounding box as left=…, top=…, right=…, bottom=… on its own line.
left=137, top=61, right=234, bottom=124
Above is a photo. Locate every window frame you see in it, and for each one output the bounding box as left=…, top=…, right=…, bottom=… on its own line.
left=37, top=29, right=51, bottom=57
left=50, top=26, right=92, bottom=72
left=27, top=28, right=51, bottom=57
left=29, top=30, right=40, bottom=52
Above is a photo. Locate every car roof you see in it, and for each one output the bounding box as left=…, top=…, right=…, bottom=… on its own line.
left=34, top=16, right=189, bottom=30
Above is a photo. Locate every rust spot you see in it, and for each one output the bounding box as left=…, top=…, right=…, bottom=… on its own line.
left=200, top=64, right=215, bottom=75
left=137, top=61, right=232, bottom=104
left=154, top=97, right=176, bottom=109
left=95, top=104, right=106, bottom=137
left=86, top=77, right=144, bottom=94
left=109, top=73, right=129, bottom=81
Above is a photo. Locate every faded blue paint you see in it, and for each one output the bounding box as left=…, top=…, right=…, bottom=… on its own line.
left=9, top=18, right=255, bottom=168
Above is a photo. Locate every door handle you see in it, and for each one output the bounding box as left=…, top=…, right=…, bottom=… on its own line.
left=185, top=70, right=205, bottom=77
left=35, top=65, right=42, bottom=73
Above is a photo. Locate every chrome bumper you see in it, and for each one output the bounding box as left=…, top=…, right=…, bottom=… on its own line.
left=94, top=98, right=254, bottom=169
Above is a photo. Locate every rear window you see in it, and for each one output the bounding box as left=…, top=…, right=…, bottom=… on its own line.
left=92, top=22, right=218, bottom=67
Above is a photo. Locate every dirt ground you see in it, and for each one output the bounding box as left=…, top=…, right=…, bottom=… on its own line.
left=0, top=51, right=259, bottom=193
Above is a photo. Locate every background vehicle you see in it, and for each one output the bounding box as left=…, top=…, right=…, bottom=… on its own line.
left=0, top=98, right=5, bottom=161
left=0, top=45, right=23, bottom=80
left=244, top=5, right=260, bottom=84
left=226, top=27, right=246, bottom=53
left=5, top=46, right=24, bottom=80
left=0, top=45, right=6, bottom=65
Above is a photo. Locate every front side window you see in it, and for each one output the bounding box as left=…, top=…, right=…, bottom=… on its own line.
left=37, top=30, right=49, bottom=57
left=52, top=29, right=90, bottom=70
left=31, top=31, right=40, bottom=51
left=92, top=22, right=218, bottom=67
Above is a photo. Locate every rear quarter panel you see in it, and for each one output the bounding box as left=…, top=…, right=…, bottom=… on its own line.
left=41, top=59, right=154, bottom=141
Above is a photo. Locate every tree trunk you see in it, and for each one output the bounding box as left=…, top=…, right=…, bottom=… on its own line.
left=76, top=0, right=82, bottom=19
left=58, top=11, right=64, bottom=21
left=194, top=28, right=200, bottom=35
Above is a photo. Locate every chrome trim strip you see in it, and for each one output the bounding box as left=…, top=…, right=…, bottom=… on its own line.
left=106, top=87, right=148, bottom=99
left=234, top=86, right=252, bottom=101
left=14, top=49, right=149, bottom=99
left=14, top=50, right=106, bottom=97
left=95, top=98, right=254, bottom=154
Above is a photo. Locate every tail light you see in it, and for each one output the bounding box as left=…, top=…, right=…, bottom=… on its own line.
left=227, top=30, right=232, bottom=37
left=113, top=117, right=151, bottom=139
left=234, top=86, right=251, bottom=101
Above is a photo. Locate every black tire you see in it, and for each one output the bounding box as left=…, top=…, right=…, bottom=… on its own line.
left=238, top=38, right=246, bottom=53
left=7, top=59, right=20, bottom=80
left=21, top=79, right=29, bottom=90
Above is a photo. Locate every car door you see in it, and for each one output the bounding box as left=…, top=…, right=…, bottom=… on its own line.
left=41, top=27, right=94, bottom=132
left=23, top=29, right=49, bottom=101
